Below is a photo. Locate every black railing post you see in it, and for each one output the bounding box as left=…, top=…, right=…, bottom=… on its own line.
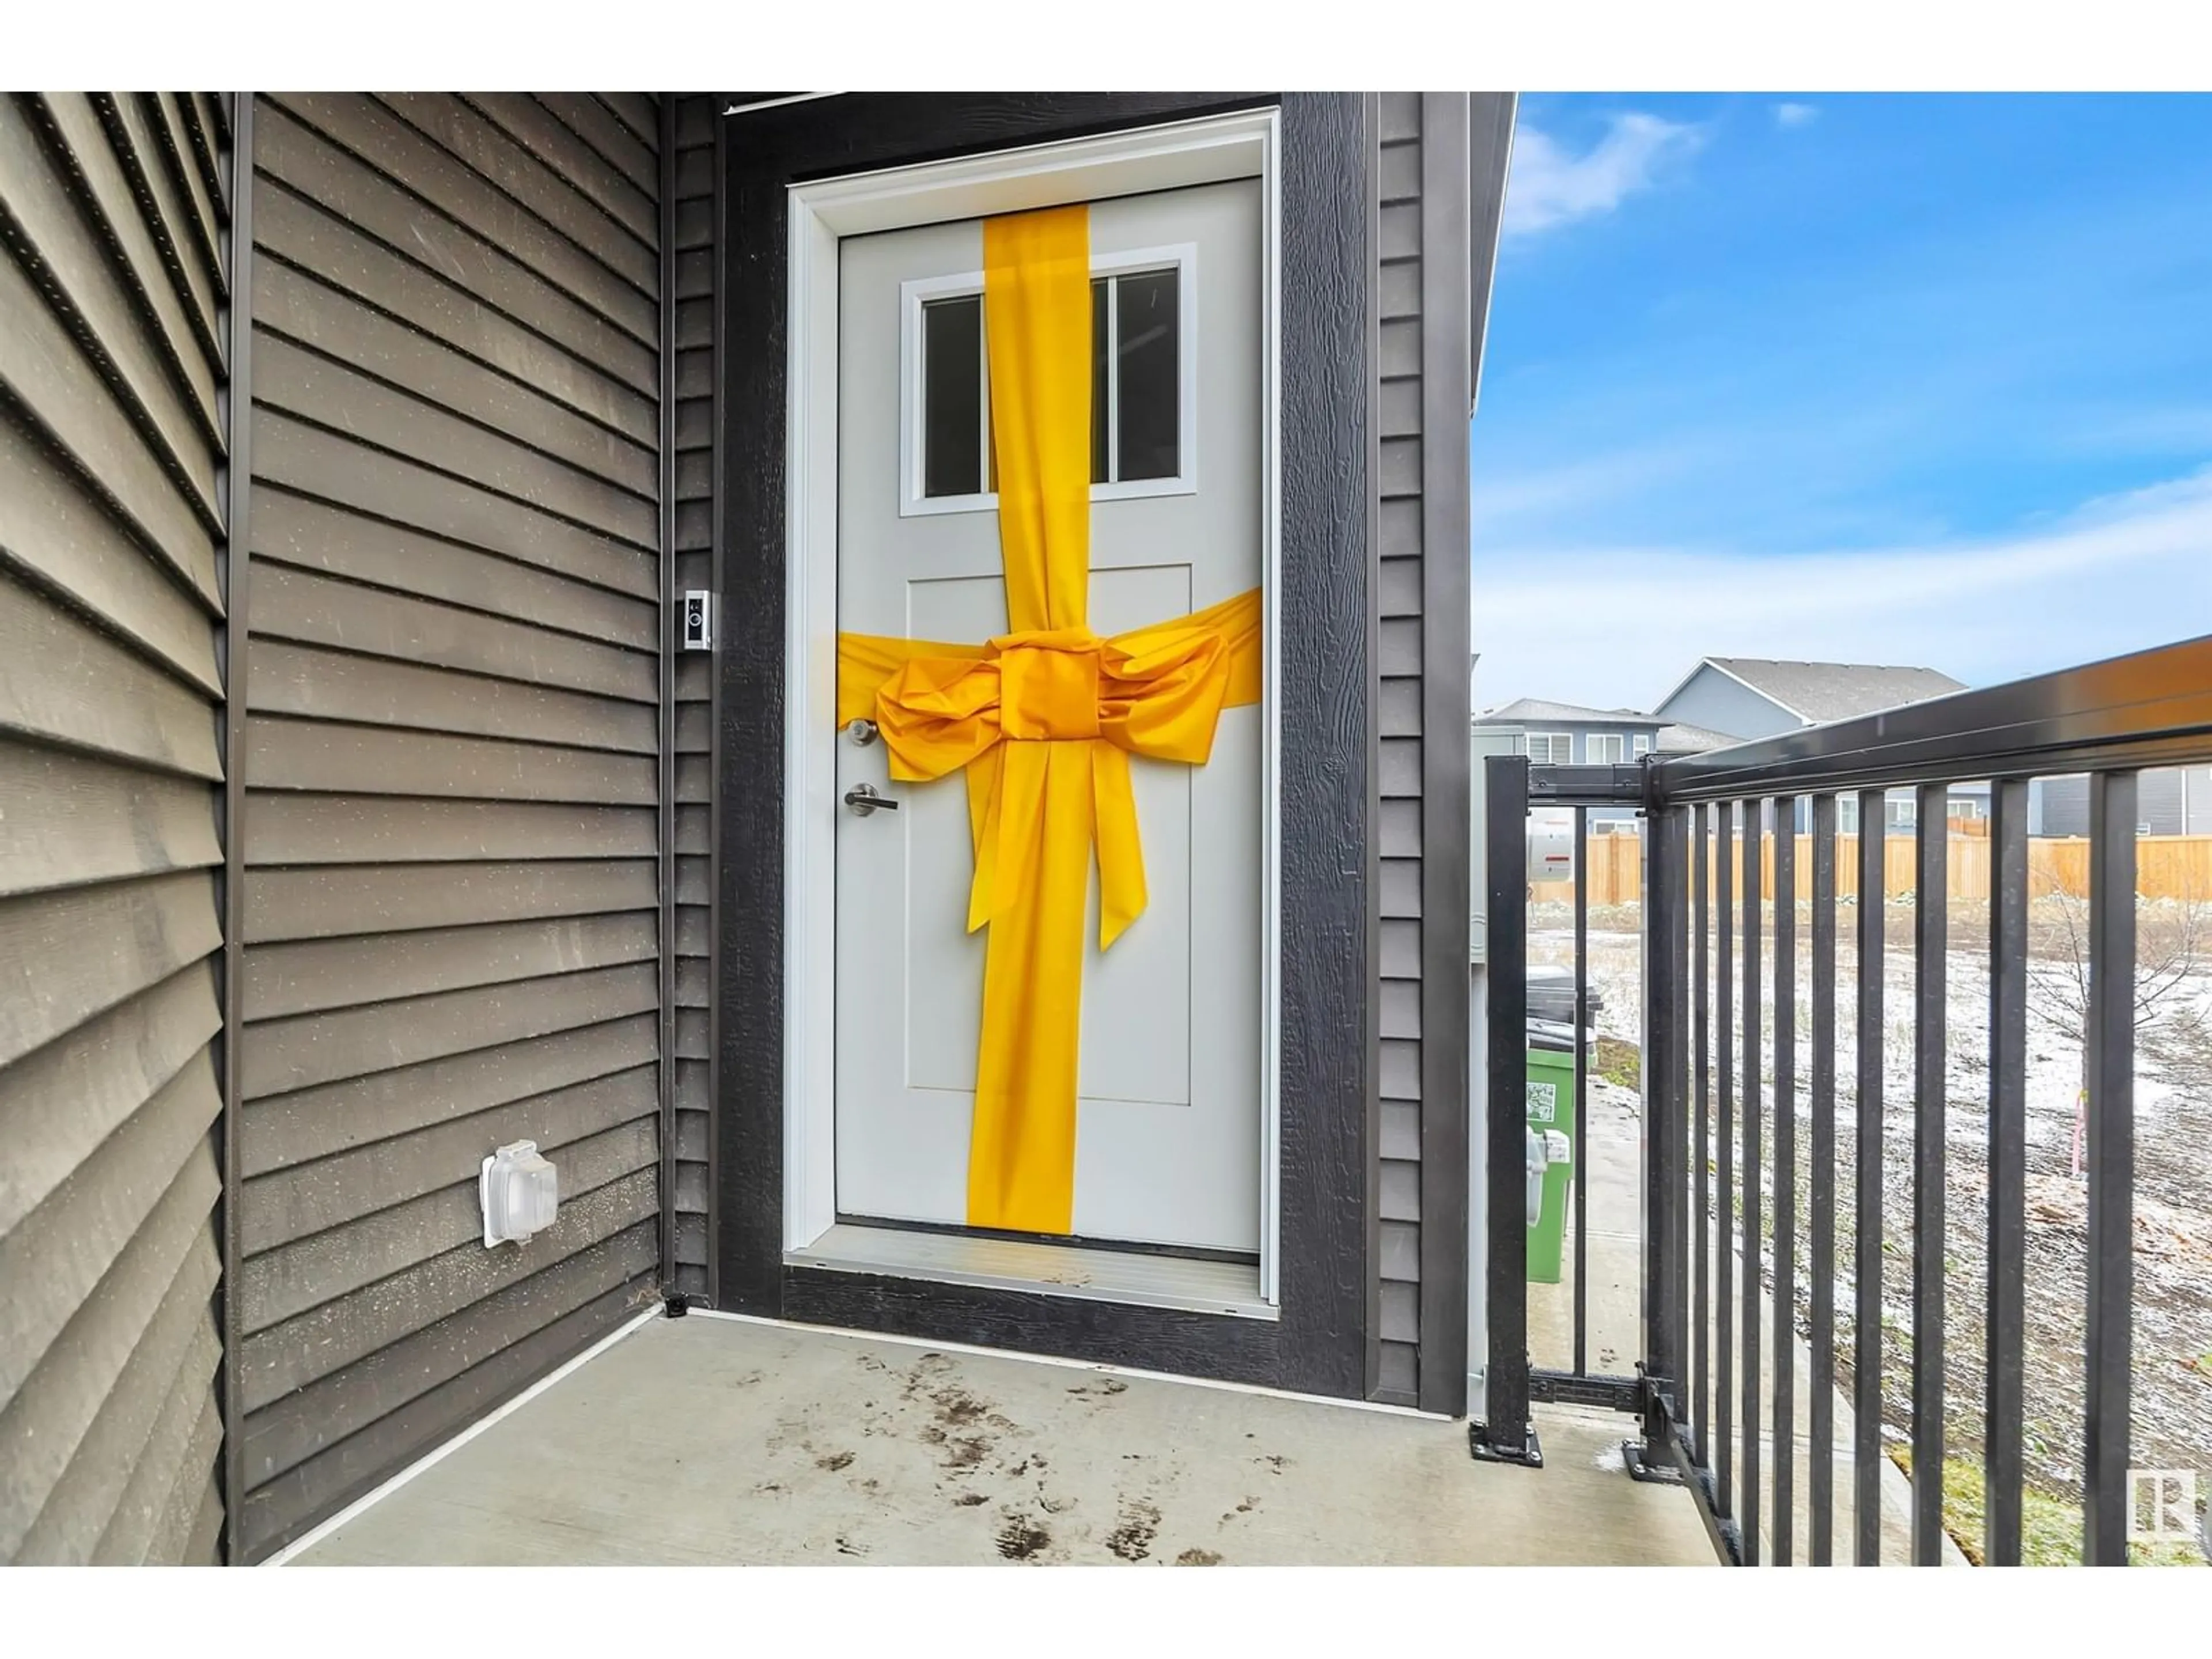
left=1809, top=793, right=1839, bottom=1565
left=1910, top=783, right=1949, bottom=1566
left=1772, top=802, right=1798, bottom=1565
left=1573, top=806, right=1590, bottom=1378
left=1740, top=798, right=1763, bottom=1564
left=1641, top=801, right=1685, bottom=1450
left=1853, top=789, right=1885, bottom=1565
left=1692, top=802, right=1711, bottom=1471
left=1471, top=753, right=1540, bottom=1466
left=1715, top=801, right=1736, bottom=1524
left=1672, top=805, right=1693, bottom=1456
left=2083, top=770, right=2137, bottom=1565
left=1985, top=777, right=2029, bottom=1566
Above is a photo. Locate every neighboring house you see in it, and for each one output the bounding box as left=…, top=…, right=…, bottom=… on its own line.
left=1653, top=656, right=1973, bottom=833
left=0, top=91, right=1516, bottom=1563
left=1469, top=701, right=1739, bottom=824
left=1653, top=655, right=1968, bottom=741
left=2031, top=766, right=2212, bottom=837
left=1653, top=719, right=1741, bottom=757
left=1472, top=697, right=1666, bottom=768
left=1469, top=700, right=1665, bottom=823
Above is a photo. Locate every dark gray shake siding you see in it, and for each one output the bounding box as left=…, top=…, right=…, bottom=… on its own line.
left=0, top=92, right=234, bottom=1565
left=1374, top=92, right=1499, bottom=1414
left=231, top=93, right=666, bottom=1561
left=1373, top=94, right=1430, bottom=1406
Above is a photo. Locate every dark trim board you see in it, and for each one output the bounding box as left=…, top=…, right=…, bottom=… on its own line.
left=713, top=92, right=1374, bottom=1400
left=1465, top=93, right=1517, bottom=418
left=1414, top=91, right=1475, bottom=1418
left=704, top=94, right=730, bottom=1314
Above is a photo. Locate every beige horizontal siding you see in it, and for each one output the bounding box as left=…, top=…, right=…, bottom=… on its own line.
left=233, top=93, right=664, bottom=1563
left=0, top=90, right=230, bottom=1563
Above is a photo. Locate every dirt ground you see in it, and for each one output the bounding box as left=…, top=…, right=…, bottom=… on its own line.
left=1528, top=894, right=2212, bottom=1555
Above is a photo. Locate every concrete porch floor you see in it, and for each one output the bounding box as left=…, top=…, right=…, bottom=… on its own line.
left=289, top=1313, right=1716, bottom=1566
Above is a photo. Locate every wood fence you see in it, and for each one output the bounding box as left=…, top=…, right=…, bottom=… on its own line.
left=1534, top=830, right=2212, bottom=907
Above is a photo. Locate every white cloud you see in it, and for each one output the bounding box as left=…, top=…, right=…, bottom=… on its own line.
left=1470, top=467, right=2212, bottom=714
left=1773, top=101, right=1819, bottom=128
left=1502, top=112, right=1702, bottom=240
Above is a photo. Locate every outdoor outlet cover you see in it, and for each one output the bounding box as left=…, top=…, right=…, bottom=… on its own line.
left=481, top=1139, right=559, bottom=1248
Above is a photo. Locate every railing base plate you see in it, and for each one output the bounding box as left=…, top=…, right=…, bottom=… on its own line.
left=1622, top=1442, right=1686, bottom=1485
left=1468, top=1422, right=1544, bottom=1468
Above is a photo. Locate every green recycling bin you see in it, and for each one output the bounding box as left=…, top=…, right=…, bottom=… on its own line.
left=1524, top=1030, right=1578, bottom=1285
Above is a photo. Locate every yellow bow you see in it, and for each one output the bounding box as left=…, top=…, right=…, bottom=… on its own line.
left=836, top=593, right=1262, bottom=948
left=835, top=203, right=1260, bottom=1234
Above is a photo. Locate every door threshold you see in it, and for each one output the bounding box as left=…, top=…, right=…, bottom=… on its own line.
left=786, top=1222, right=1278, bottom=1320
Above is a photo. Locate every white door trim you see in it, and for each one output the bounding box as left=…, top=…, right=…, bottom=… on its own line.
left=782, top=107, right=1284, bottom=1303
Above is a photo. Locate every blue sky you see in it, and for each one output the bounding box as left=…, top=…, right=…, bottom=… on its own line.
left=1471, top=93, right=2212, bottom=713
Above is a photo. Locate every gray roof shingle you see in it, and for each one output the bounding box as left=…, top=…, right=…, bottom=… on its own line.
left=1701, top=657, right=1965, bottom=724
left=1653, top=721, right=1741, bottom=754
left=1472, top=698, right=1669, bottom=728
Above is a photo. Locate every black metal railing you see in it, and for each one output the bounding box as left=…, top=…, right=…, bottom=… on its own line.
left=1474, top=634, right=2212, bottom=1566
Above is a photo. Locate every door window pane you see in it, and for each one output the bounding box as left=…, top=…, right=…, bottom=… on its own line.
left=922, top=296, right=983, bottom=498
left=1113, top=268, right=1180, bottom=482
left=1090, top=278, right=1110, bottom=484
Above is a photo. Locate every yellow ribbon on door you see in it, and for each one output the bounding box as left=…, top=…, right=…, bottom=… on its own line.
left=835, top=203, right=1262, bottom=1234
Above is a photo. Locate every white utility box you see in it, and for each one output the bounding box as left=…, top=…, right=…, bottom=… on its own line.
left=480, top=1140, right=559, bottom=1248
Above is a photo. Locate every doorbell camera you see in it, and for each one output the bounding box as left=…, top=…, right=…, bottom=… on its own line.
left=682, top=590, right=712, bottom=651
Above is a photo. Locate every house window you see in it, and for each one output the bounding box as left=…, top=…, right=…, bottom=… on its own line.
left=1523, top=732, right=1572, bottom=764
left=907, top=252, right=1195, bottom=515
left=1586, top=733, right=1626, bottom=764
left=1632, top=734, right=1651, bottom=758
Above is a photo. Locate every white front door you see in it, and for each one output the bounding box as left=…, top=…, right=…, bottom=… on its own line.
left=832, top=179, right=1263, bottom=1253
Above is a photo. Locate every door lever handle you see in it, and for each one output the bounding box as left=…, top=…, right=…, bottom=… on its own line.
left=844, top=783, right=899, bottom=816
